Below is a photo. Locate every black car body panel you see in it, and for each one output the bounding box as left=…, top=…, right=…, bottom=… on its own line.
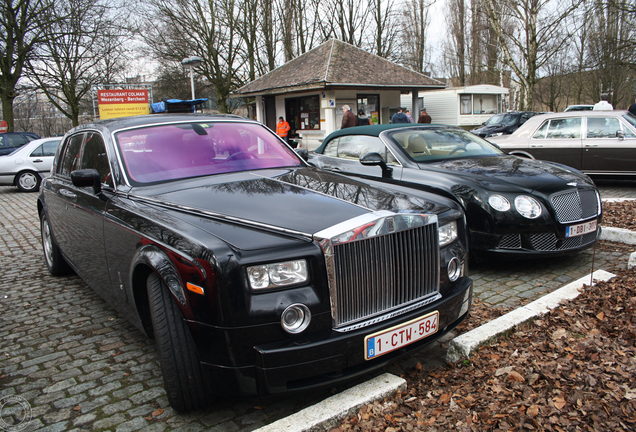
left=471, top=112, right=537, bottom=138
left=309, top=124, right=602, bottom=258
left=38, top=115, right=472, bottom=406
left=0, top=132, right=40, bottom=155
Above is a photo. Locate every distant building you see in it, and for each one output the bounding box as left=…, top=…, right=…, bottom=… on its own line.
left=233, top=39, right=445, bottom=150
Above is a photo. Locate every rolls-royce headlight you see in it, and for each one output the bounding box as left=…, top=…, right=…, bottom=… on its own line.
left=486, top=132, right=504, bottom=137
left=515, top=195, right=542, bottom=219
left=247, top=260, right=308, bottom=289
left=488, top=194, right=511, bottom=212
left=438, top=221, right=458, bottom=247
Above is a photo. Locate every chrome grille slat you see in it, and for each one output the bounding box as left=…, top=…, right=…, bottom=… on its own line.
left=330, top=223, right=440, bottom=329
left=551, top=189, right=598, bottom=224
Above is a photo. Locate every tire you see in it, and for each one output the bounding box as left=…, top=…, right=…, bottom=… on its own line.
left=40, top=212, right=72, bottom=276
left=147, top=273, right=209, bottom=412
left=16, top=171, right=41, bottom=192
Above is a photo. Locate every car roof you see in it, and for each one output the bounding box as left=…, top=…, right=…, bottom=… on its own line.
left=315, top=124, right=457, bottom=153
left=69, top=113, right=247, bottom=134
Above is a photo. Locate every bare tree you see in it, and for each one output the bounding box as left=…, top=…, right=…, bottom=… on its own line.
left=483, top=0, right=583, bottom=110
left=585, top=0, right=636, bottom=107
left=0, top=0, right=55, bottom=132
left=27, top=0, right=127, bottom=126
left=319, top=0, right=369, bottom=47
left=369, top=0, right=401, bottom=60
left=142, top=0, right=246, bottom=113
left=401, top=0, right=432, bottom=74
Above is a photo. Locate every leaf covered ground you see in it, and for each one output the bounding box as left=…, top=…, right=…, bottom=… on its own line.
left=330, top=201, right=636, bottom=432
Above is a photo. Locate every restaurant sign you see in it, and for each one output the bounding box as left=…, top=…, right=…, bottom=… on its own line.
left=98, top=90, right=149, bottom=119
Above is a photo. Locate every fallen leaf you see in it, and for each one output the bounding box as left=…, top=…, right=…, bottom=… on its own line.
left=596, top=311, right=605, bottom=320
left=527, top=405, right=540, bottom=417
left=554, top=397, right=566, bottom=410
left=507, top=371, right=525, bottom=382
left=152, top=409, right=163, bottom=417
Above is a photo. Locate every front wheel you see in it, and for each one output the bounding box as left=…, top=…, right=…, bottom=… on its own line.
left=40, top=212, right=72, bottom=276
left=147, top=273, right=210, bottom=412
left=16, top=171, right=41, bottom=192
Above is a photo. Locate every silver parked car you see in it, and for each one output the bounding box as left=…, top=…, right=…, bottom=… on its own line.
left=489, top=110, right=636, bottom=176
left=0, top=137, right=61, bottom=192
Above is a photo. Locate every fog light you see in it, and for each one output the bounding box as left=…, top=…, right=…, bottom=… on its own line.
left=281, top=304, right=311, bottom=334
left=447, top=257, right=461, bottom=282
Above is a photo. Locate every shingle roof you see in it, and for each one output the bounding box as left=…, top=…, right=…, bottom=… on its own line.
left=234, top=39, right=445, bottom=95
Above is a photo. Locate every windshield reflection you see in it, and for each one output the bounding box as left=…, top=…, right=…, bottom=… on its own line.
left=115, top=122, right=302, bottom=185
left=388, top=128, right=502, bottom=163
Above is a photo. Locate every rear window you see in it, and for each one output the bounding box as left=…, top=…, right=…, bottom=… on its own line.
left=116, top=122, right=303, bottom=185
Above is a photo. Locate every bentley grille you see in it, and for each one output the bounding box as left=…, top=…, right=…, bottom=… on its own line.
left=551, top=189, right=599, bottom=224
left=330, top=223, right=440, bottom=330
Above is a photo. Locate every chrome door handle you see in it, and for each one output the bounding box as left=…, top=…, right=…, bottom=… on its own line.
left=60, top=189, right=77, bottom=199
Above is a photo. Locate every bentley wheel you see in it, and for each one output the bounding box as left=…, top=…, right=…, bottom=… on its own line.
left=40, top=212, right=71, bottom=276
left=16, top=171, right=41, bottom=192
left=147, top=273, right=209, bottom=412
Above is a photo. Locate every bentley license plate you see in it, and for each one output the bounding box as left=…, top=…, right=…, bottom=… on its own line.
left=565, top=220, right=597, bottom=238
left=364, top=311, right=439, bottom=360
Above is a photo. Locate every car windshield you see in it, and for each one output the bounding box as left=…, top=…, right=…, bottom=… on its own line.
left=115, top=121, right=303, bottom=185
left=388, top=128, right=503, bottom=163
left=623, top=112, right=636, bottom=129
left=483, top=113, right=517, bottom=126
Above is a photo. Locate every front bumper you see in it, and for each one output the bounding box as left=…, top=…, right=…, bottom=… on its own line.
left=471, top=225, right=599, bottom=257
left=198, top=276, right=472, bottom=397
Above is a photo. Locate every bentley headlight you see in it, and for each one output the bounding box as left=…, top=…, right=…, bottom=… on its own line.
left=488, top=194, right=511, bottom=212
left=515, top=195, right=542, bottom=219
left=438, top=221, right=458, bottom=247
left=247, top=260, right=309, bottom=289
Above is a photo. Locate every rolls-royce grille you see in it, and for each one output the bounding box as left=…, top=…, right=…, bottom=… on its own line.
left=529, top=232, right=596, bottom=251
left=331, top=223, right=439, bottom=329
left=551, top=189, right=598, bottom=224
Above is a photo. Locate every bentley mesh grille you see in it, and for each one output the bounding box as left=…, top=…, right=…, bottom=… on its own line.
left=529, top=232, right=597, bottom=251
left=498, top=234, right=522, bottom=249
left=551, top=189, right=598, bottom=224
left=331, top=224, right=439, bottom=329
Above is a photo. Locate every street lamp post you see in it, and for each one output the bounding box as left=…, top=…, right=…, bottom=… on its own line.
left=181, top=56, right=203, bottom=100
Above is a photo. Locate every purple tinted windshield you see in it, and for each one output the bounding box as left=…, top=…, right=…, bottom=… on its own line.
left=115, top=122, right=303, bottom=184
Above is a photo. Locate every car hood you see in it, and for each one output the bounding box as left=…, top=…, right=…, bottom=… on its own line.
left=133, top=167, right=450, bottom=236
left=420, top=155, right=595, bottom=195
left=471, top=125, right=507, bottom=134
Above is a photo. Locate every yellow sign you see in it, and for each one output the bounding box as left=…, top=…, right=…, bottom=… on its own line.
left=99, top=103, right=149, bottom=120
left=98, top=90, right=149, bottom=119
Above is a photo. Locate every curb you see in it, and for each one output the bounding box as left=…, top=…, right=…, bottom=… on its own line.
left=446, top=269, right=616, bottom=363
left=599, top=226, right=636, bottom=245
left=254, top=373, right=407, bottom=432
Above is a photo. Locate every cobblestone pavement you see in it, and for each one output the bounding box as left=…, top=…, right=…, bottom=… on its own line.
left=1, top=179, right=634, bottom=432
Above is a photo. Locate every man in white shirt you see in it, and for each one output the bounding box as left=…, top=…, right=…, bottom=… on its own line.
left=593, top=94, right=613, bottom=111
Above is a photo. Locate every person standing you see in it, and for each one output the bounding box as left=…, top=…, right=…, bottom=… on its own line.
left=418, top=109, right=432, bottom=123
left=593, top=93, right=613, bottom=111
left=276, top=116, right=291, bottom=143
left=405, top=110, right=414, bottom=123
left=357, top=110, right=372, bottom=126
left=391, top=108, right=409, bottom=123
left=629, top=102, right=636, bottom=116
left=341, top=105, right=357, bottom=129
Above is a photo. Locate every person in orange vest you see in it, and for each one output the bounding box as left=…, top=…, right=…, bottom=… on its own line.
left=276, top=116, right=291, bottom=143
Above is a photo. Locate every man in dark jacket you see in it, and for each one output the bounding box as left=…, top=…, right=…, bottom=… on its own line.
left=391, top=108, right=409, bottom=123
left=341, top=105, right=357, bottom=129
left=418, top=109, right=432, bottom=123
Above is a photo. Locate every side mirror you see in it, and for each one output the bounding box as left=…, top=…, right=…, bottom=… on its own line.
left=360, top=152, right=393, bottom=178
left=71, top=169, right=102, bottom=195
left=616, top=130, right=625, bottom=140
left=295, top=148, right=309, bottom=161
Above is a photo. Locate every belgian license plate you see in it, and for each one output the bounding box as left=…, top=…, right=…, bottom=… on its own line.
left=565, top=220, right=597, bottom=238
left=364, top=311, right=439, bottom=360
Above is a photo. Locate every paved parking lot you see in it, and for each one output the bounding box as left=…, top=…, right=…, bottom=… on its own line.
left=1, top=180, right=634, bottom=431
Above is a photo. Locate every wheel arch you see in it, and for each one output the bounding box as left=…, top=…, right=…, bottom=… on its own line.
left=131, top=245, right=188, bottom=339
left=509, top=150, right=535, bottom=159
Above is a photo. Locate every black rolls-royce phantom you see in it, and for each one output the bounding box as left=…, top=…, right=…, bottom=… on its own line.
left=38, top=114, right=473, bottom=412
